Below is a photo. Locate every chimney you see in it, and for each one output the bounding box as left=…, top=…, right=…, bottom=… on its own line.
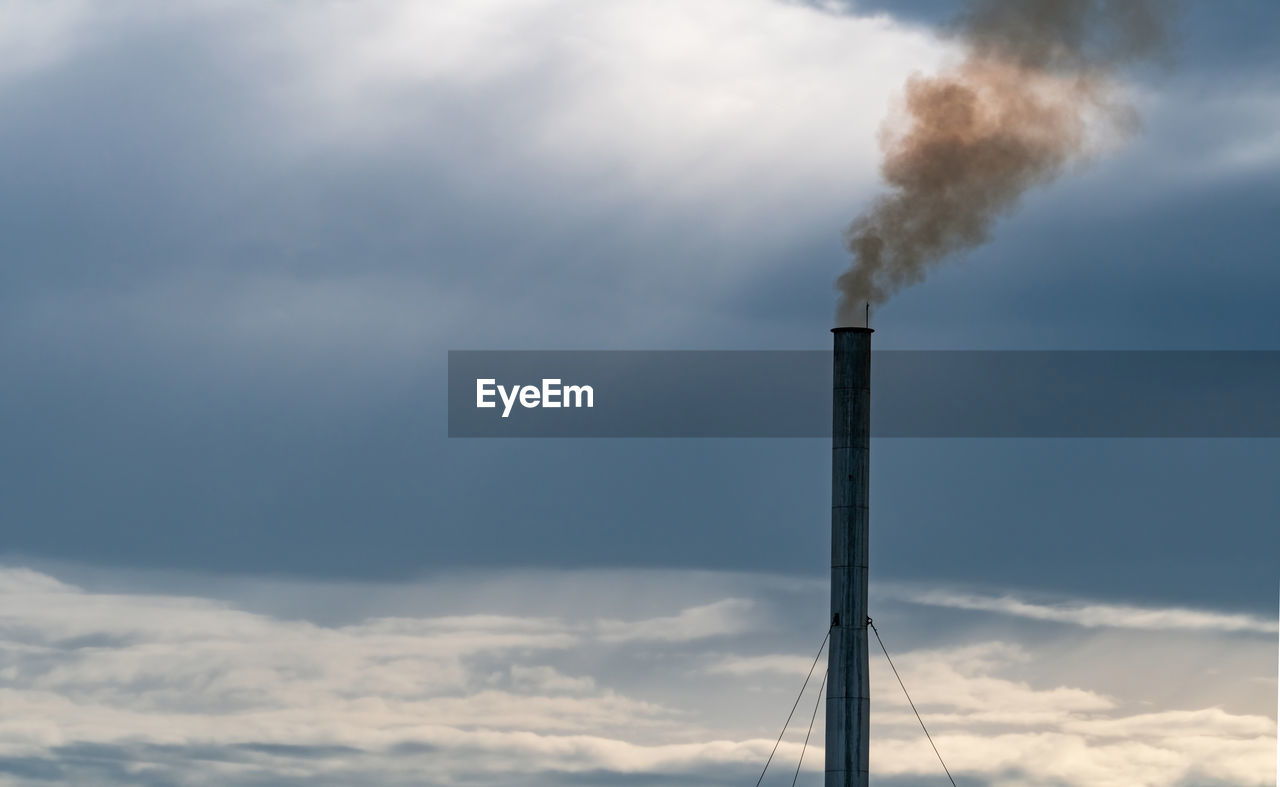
left=827, top=326, right=872, bottom=787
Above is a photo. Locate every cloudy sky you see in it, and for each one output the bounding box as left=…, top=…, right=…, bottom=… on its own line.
left=1, top=0, right=1277, bottom=785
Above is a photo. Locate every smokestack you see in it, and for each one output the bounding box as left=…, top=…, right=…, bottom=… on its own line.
left=827, top=326, right=872, bottom=787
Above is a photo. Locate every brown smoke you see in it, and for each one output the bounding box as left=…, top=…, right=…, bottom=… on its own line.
left=837, top=0, right=1172, bottom=325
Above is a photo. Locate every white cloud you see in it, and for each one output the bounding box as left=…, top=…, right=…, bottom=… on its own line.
left=597, top=598, right=755, bottom=643
left=267, top=0, right=946, bottom=203
left=0, top=0, right=89, bottom=81
left=510, top=664, right=597, bottom=694
left=1060, top=707, right=1276, bottom=740
left=876, top=730, right=1272, bottom=787
left=865, top=641, right=1275, bottom=787
left=874, top=642, right=1115, bottom=718
left=0, top=566, right=1274, bottom=785
left=893, top=587, right=1279, bottom=634
left=707, top=653, right=815, bottom=677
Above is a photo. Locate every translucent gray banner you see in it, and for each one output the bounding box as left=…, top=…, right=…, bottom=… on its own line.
left=447, top=351, right=1280, bottom=437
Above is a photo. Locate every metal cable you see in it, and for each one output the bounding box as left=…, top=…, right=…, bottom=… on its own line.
left=868, top=617, right=958, bottom=787
left=753, top=624, right=831, bottom=787
left=789, top=669, right=827, bottom=787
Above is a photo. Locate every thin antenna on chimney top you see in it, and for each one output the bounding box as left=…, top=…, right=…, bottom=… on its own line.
left=865, top=302, right=870, bottom=329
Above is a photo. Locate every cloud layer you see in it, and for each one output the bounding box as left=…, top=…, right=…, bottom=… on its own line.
left=0, top=0, right=945, bottom=358
left=4, top=0, right=1275, bottom=360
left=0, top=566, right=1272, bottom=786
left=894, top=586, right=1280, bottom=634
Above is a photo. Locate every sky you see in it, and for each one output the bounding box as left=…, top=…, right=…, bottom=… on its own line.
left=0, top=0, right=1278, bottom=785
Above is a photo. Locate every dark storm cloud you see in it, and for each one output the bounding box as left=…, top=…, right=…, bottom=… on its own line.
left=0, top=0, right=1277, bottom=612
left=0, top=1, right=715, bottom=328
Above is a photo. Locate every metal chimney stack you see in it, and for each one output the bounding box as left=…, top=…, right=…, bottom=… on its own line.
left=827, top=326, right=872, bottom=787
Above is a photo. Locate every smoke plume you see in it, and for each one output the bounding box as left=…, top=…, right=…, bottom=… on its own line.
left=837, top=0, right=1172, bottom=324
